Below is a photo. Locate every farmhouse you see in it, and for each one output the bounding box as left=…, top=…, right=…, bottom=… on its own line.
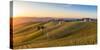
left=81, top=18, right=97, bottom=22
left=50, top=18, right=64, bottom=25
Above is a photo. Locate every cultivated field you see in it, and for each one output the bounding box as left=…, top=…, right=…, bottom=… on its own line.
left=12, top=18, right=97, bottom=49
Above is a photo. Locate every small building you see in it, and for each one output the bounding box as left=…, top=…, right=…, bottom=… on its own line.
left=50, top=18, right=64, bottom=25
left=81, top=18, right=97, bottom=22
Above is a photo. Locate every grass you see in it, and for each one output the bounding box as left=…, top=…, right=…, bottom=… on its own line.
left=12, top=21, right=97, bottom=49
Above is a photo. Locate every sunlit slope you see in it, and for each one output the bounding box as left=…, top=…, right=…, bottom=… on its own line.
left=12, top=22, right=97, bottom=49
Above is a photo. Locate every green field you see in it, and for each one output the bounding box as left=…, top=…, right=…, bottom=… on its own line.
left=12, top=21, right=97, bottom=49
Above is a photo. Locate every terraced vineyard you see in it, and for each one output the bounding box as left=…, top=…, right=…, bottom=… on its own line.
left=12, top=21, right=97, bottom=49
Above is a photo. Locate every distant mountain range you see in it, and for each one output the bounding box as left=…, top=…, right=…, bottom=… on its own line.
left=12, top=17, right=97, bottom=26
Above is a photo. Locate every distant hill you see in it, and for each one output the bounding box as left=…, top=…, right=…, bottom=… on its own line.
left=12, top=17, right=53, bottom=26
left=12, top=17, right=97, bottom=26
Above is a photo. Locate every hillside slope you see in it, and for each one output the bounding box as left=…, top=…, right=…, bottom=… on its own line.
left=12, top=22, right=97, bottom=49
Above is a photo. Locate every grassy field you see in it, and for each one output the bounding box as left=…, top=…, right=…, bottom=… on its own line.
left=12, top=21, right=97, bottom=49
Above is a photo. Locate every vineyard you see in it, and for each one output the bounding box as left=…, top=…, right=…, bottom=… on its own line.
left=12, top=21, right=97, bottom=49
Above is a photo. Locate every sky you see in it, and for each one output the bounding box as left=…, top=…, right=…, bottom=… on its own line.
left=13, top=1, right=97, bottom=18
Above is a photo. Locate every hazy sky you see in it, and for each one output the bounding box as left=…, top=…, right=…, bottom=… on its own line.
left=13, top=1, right=97, bottom=18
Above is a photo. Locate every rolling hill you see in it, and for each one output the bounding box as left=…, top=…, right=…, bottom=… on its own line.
left=11, top=18, right=97, bottom=49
